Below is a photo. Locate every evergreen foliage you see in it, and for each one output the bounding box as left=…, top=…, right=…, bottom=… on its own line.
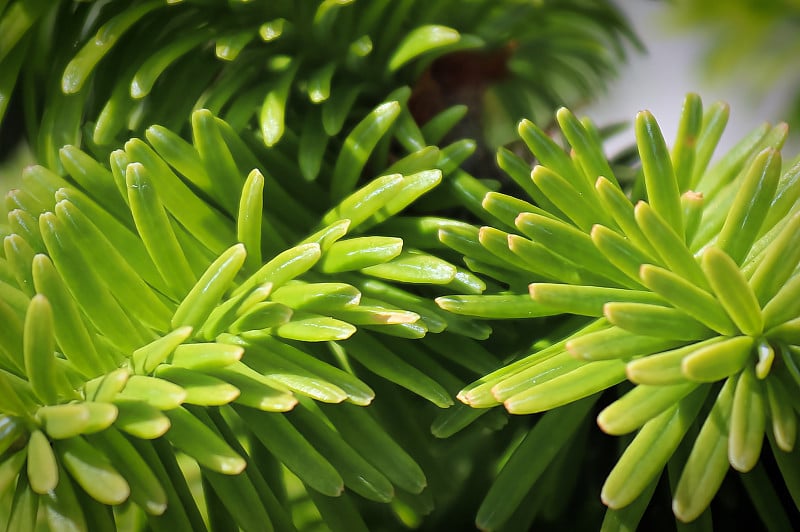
left=0, top=1, right=797, bottom=530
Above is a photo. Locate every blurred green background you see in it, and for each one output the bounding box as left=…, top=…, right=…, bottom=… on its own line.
left=2, top=0, right=799, bottom=191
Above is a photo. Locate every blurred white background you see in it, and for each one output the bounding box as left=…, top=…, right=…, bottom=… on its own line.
left=586, top=0, right=798, bottom=158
